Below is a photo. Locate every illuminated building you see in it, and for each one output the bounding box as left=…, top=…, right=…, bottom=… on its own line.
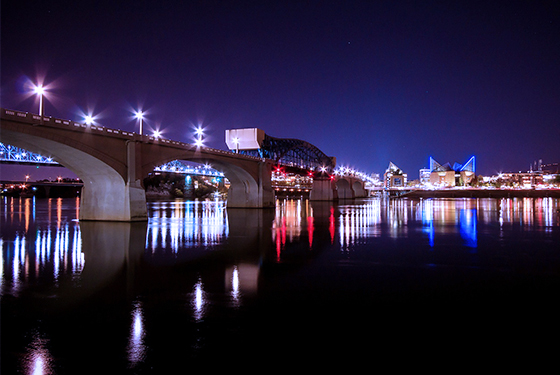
left=494, top=172, right=543, bottom=187
left=541, top=162, right=559, bottom=174
left=384, top=161, right=407, bottom=187
left=419, top=168, right=431, bottom=185
left=428, top=156, right=475, bottom=187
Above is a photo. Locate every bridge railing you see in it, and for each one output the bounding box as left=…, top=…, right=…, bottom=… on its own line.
left=1, top=108, right=269, bottom=163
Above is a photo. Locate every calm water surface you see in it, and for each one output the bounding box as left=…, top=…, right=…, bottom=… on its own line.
left=2, top=196, right=560, bottom=372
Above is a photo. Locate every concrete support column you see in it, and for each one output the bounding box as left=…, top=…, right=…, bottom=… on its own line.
left=257, top=161, right=275, bottom=208
left=79, top=176, right=148, bottom=221
left=310, top=176, right=337, bottom=201
left=78, top=142, right=147, bottom=222
left=125, top=141, right=148, bottom=220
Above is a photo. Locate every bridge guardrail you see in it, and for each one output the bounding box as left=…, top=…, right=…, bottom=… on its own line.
left=1, top=108, right=272, bottom=163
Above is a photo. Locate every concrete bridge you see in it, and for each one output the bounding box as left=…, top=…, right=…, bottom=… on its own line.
left=1, top=108, right=367, bottom=221
left=1, top=108, right=278, bottom=221
left=310, top=175, right=368, bottom=200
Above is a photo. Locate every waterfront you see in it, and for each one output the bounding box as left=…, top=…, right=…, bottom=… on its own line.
left=2, top=196, right=560, bottom=372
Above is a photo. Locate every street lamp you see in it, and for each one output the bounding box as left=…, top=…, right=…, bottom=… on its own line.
left=232, top=137, right=239, bottom=153
left=33, top=84, right=45, bottom=117
left=135, top=110, right=144, bottom=135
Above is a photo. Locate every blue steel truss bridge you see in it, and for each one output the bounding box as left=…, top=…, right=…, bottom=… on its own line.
left=0, top=143, right=59, bottom=166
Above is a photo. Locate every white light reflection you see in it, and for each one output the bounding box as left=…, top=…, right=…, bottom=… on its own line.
left=192, top=278, right=206, bottom=321
left=231, top=265, right=240, bottom=303
left=12, top=234, right=25, bottom=295
left=2, top=201, right=84, bottom=297
left=146, top=200, right=228, bottom=255
left=127, top=301, right=146, bottom=365
left=23, top=332, right=53, bottom=375
left=338, top=200, right=382, bottom=251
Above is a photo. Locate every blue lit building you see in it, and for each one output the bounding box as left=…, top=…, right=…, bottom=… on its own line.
left=429, top=156, right=476, bottom=187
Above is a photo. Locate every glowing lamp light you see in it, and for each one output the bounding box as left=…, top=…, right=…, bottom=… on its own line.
left=33, top=85, right=45, bottom=96
left=194, top=125, right=205, bottom=147
left=84, top=115, right=94, bottom=125
left=32, top=84, right=46, bottom=116
left=134, top=110, right=144, bottom=135
left=153, top=130, right=162, bottom=138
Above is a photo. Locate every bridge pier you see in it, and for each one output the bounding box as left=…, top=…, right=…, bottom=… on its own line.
left=310, top=176, right=337, bottom=201
left=79, top=178, right=148, bottom=222
left=79, top=140, right=148, bottom=221
left=224, top=161, right=275, bottom=208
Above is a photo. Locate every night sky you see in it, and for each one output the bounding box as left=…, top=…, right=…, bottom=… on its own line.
left=2, top=0, right=559, bottom=179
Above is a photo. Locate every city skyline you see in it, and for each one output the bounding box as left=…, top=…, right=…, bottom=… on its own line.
left=2, top=1, right=559, bottom=178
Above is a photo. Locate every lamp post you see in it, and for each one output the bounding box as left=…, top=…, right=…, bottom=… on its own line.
left=135, top=110, right=144, bottom=135
left=232, top=137, right=239, bottom=153
left=33, top=85, right=45, bottom=117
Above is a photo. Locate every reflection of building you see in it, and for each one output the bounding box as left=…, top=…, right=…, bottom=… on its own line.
left=384, top=161, right=407, bottom=187
left=428, top=156, right=475, bottom=187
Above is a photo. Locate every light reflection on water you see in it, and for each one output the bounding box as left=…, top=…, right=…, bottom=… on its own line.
left=1, top=198, right=84, bottom=297
left=1, top=195, right=559, bottom=370
left=22, top=331, right=54, bottom=375
left=146, top=200, right=229, bottom=254
left=128, top=301, right=146, bottom=366
left=192, top=278, right=206, bottom=321
left=2, top=196, right=558, bottom=293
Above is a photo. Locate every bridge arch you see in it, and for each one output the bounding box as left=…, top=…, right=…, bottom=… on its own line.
left=141, top=153, right=274, bottom=208
left=352, top=180, right=366, bottom=197
left=336, top=179, right=354, bottom=199
left=0, top=126, right=147, bottom=221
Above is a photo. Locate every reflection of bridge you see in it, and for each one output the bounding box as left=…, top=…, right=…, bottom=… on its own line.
left=0, top=108, right=368, bottom=221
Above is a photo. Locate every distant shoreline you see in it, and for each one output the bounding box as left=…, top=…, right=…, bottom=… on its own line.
left=401, top=189, right=560, bottom=199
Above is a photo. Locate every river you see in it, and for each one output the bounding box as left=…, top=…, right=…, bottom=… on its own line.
left=1, top=196, right=559, bottom=372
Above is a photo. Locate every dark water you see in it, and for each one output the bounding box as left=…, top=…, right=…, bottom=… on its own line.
left=2, top=196, right=560, bottom=372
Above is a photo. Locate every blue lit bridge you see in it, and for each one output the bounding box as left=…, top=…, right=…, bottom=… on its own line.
left=1, top=143, right=59, bottom=166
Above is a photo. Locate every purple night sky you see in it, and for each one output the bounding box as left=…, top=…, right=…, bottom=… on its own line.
left=2, top=1, right=559, bottom=181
